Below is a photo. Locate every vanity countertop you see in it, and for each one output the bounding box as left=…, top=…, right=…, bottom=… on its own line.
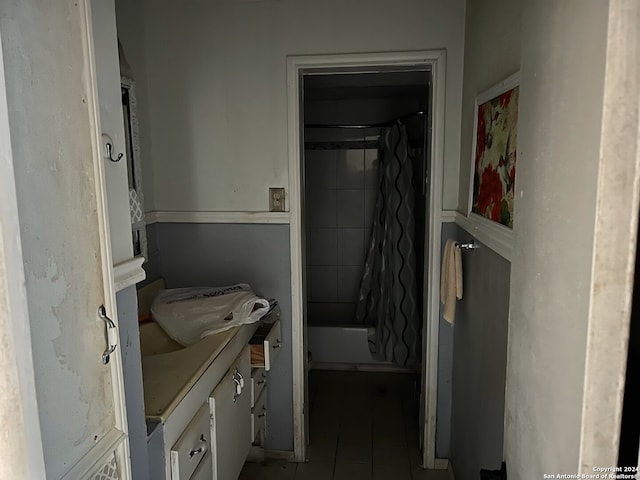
left=141, top=323, right=257, bottom=421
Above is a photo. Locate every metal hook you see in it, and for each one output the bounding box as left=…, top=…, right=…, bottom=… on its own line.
left=105, top=142, right=124, bottom=162
left=456, top=241, right=480, bottom=251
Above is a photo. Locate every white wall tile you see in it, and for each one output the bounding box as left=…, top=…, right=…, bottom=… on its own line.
left=337, top=266, right=363, bottom=303
left=305, top=147, right=378, bottom=321
left=305, top=149, right=337, bottom=189
left=309, top=189, right=337, bottom=228
left=337, top=149, right=365, bottom=189
left=337, top=228, right=365, bottom=266
left=309, top=266, right=338, bottom=302
left=309, top=228, right=337, bottom=266
left=337, top=190, right=364, bottom=228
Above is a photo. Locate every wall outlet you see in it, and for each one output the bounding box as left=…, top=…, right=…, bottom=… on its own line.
left=269, top=187, right=285, bottom=212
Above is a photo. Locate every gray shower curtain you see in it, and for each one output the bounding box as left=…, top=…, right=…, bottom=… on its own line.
left=355, top=123, right=420, bottom=366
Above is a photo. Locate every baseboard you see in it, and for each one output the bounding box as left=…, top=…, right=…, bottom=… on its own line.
left=434, top=458, right=449, bottom=470
left=264, top=449, right=296, bottom=462
left=246, top=446, right=265, bottom=463
left=311, top=362, right=418, bottom=374
left=447, top=459, right=456, bottom=480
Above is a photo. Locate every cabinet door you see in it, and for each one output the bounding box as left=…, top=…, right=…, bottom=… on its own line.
left=0, top=1, right=130, bottom=478
left=91, top=0, right=134, bottom=267
left=209, top=346, right=252, bottom=480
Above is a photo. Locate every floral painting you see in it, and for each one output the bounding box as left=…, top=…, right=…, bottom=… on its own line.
left=472, top=85, right=519, bottom=228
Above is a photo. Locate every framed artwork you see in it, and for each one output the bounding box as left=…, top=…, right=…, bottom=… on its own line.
left=469, top=72, right=520, bottom=229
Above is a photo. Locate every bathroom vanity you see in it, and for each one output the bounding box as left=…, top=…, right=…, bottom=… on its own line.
left=138, top=283, right=281, bottom=480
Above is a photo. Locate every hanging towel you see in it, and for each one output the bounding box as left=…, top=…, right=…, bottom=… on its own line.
left=441, top=239, right=463, bottom=324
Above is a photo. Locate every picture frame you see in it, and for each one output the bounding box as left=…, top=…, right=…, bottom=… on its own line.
left=463, top=71, right=520, bottom=260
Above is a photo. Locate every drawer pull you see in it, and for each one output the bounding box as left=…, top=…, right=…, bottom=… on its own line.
left=189, top=446, right=204, bottom=458
left=233, top=377, right=242, bottom=399
left=98, top=306, right=118, bottom=365
left=272, top=340, right=282, bottom=350
left=234, top=368, right=245, bottom=388
left=258, top=413, right=266, bottom=418
left=257, top=380, right=266, bottom=385
left=189, top=435, right=208, bottom=459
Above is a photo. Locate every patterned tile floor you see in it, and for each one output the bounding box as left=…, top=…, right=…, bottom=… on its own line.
left=240, top=370, right=450, bottom=480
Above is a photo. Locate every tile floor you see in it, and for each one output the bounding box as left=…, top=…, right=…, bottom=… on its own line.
left=239, top=370, right=450, bottom=480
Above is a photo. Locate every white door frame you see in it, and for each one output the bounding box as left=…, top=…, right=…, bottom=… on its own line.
left=287, top=50, right=447, bottom=467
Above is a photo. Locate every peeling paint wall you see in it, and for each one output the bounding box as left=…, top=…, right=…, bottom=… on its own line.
left=0, top=2, right=118, bottom=477
left=0, top=23, right=45, bottom=479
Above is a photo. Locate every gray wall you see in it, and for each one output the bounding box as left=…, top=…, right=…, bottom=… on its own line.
left=141, top=222, right=162, bottom=286
left=436, top=222, right=456, bottom=458
left=449, top=1, right=521, bottom=476
left=116, top=286, right=149, bottom=480
left=155, top=223, right=293, bottom=451
left=450, top=227, right=511, bottom=480
left=153, top=222, right=456, bottom=457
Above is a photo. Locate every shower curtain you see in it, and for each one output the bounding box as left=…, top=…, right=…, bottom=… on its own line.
left=355, top=123, right=420, bottom=366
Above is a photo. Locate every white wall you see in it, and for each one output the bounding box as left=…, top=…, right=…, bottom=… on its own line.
left=505, top=0, right=609, bottom=477
left=141, top=0, right=465, bottom=212
left=305, top=147, right=378, bottom=326
left=457, top=0, right=522, bottom=212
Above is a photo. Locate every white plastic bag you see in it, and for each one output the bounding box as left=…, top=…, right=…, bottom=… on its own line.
left=151, top=284, right=270, bottom=346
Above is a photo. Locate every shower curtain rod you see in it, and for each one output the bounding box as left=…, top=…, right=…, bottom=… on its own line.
left=305, top=110, right=426, bottom=129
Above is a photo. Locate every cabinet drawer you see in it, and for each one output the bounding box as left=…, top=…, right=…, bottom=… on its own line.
left=190, top=452, right=212, bottom=480
left=249, top=319, right=282, bottom=371
left=170, top=403, right=211, bottom=480
left=209, top=346, right=252, bottom=480
left=250, top=368, right=267, bottom=407
left=251, top=389, right=267, bottom=442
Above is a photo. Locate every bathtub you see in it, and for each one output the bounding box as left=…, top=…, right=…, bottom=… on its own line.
left=307, top=324, right=413, bottom=372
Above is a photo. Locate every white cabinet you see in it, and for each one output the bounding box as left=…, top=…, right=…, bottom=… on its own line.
left=251, top=389, right=267, bottom=442
left=190, top=452, right=213, bottom=480
left=209, top=346, right=252, bottom=480
left=250, top=368, right=267, bottom=406
left=249, top=319, right=283, bottom=371
left=170, top=404, right=211, bottom=480
left=141, top=307, right=283, bottom=479
left=1, top=1, right=132, bottom=477
left=91, top=0, right=133, bottom=267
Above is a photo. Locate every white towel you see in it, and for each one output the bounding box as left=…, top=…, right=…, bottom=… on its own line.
left=441, top=239, right=463, bottom=324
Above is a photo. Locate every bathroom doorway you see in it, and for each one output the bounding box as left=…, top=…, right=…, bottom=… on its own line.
left=287, top=51, right=447, bottom=468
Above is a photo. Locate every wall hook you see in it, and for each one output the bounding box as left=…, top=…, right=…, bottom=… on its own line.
left=105, top=142, right=124, bottom=162
left=456, top=241, right=480, bottom=251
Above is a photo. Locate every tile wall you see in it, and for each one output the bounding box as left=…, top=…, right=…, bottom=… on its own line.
left=305, top=147, right=379, bottom=326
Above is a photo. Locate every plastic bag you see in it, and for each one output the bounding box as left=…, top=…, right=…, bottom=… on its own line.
left=151, top=284, right=270, bottom=346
